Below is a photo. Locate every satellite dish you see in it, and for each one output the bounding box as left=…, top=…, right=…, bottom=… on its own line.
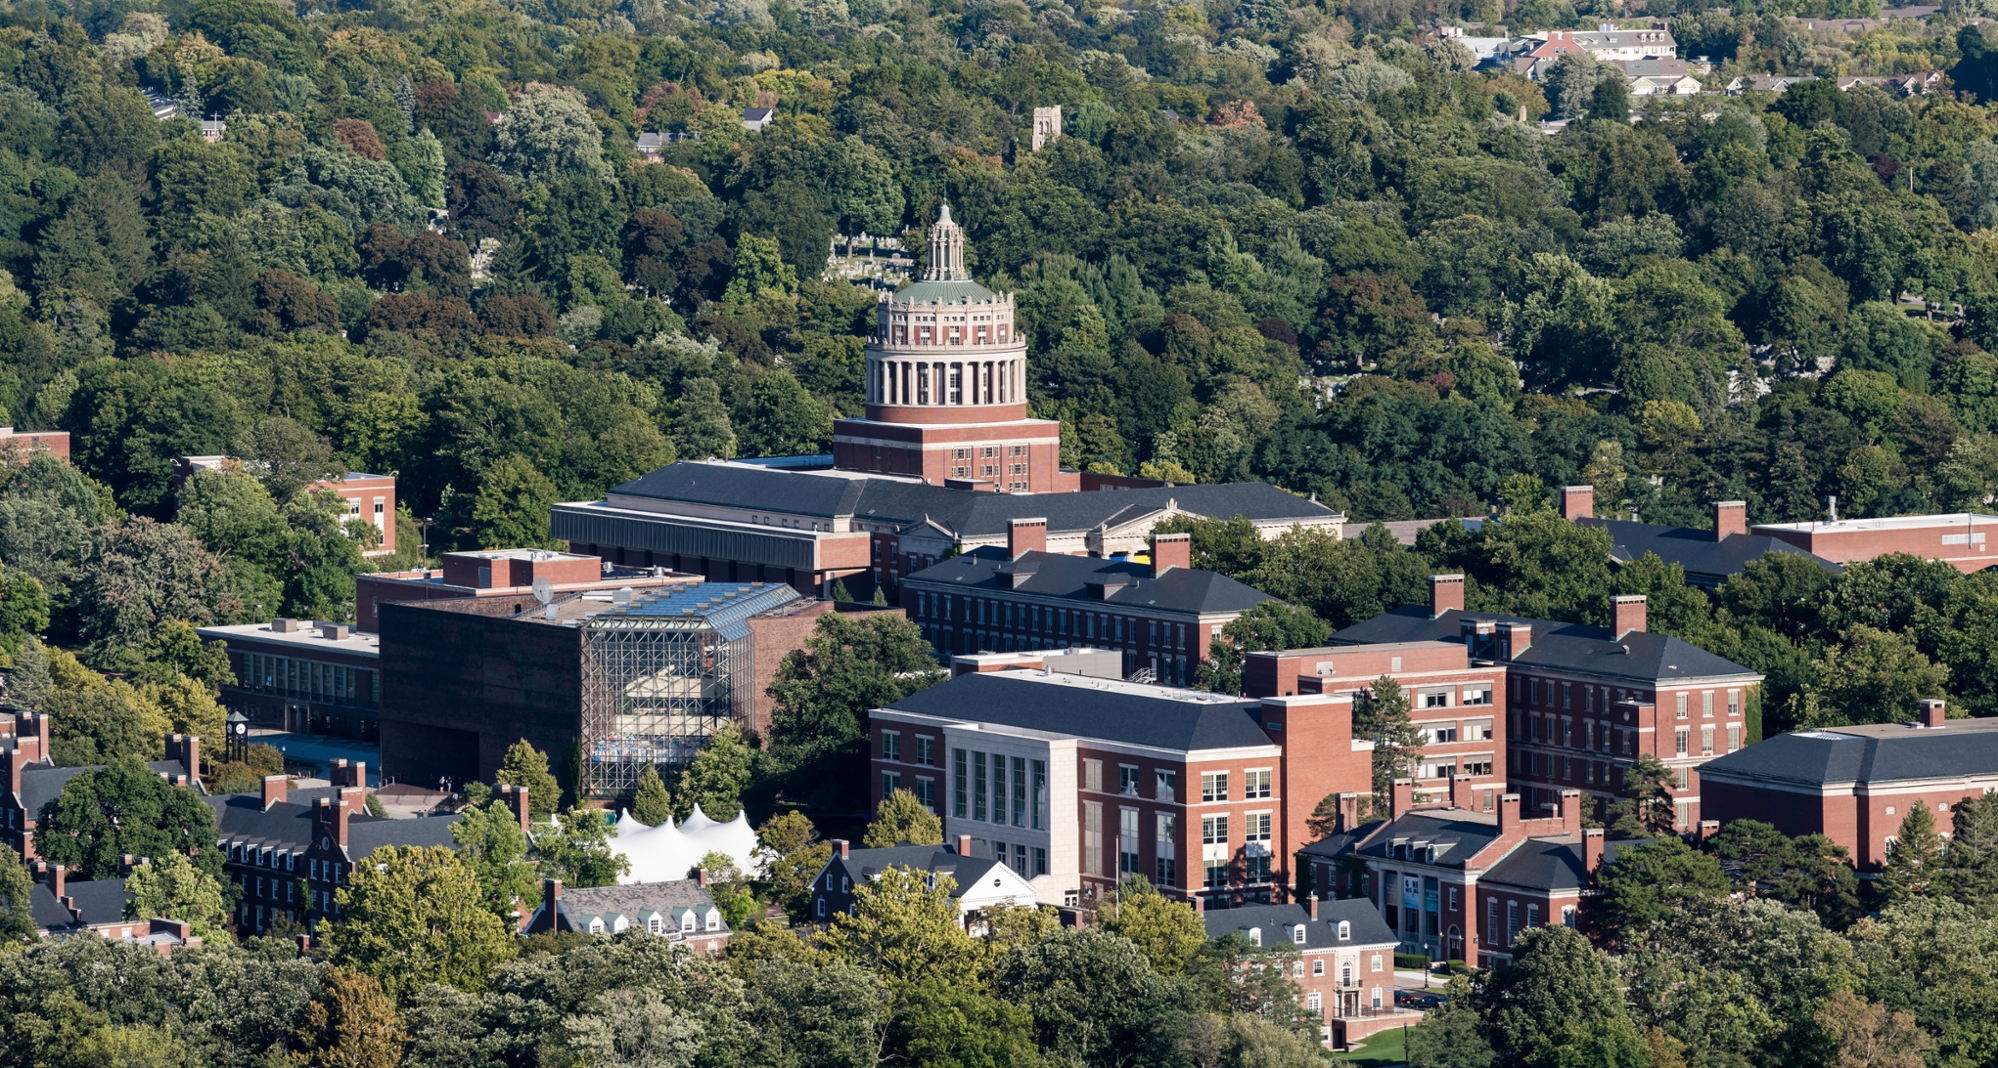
left=532, top=577, right=554, bottom=605
left=612, top=587, right=633, bottom=607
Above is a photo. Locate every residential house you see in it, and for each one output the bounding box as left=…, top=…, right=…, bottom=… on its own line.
left=1202, top=899, right=1413, bottom=1050
left=1725, top=74, right=1816, bottom=94
left=1699, top=700, right=1998, bottom=870
left=807, top=837, right=1039, bottom=926
left=1, top=715, right=201, bottom=862
left=524, top=877, right=731, bottom=953
left=742, top=107, right=776, bottom=131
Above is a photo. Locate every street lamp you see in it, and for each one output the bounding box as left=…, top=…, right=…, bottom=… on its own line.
left=227, top=710, right=249, bottom=763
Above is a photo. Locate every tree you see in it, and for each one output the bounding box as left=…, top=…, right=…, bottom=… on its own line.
left=1202, top=600, right=1329, bottom=693
left=630, top=765, right=674, bottom=826
left=760, top=812, right=832, bottom=920
left=559, top=985, right=702, bottom=1068
left=675, top=723, right=752, bottom=821
left=8, top=638, right=53, bottom=712
left=468, top=455, right=560, bottom=551
left=1480, top=925, right=1632, bottom=1065
left=70, top=517, right=230, bottom=665
left=1354, top=676, right=1423, bottom=811
left=1606, top=753, right=1676, bottom=838
left=864, top=788, right=943, bottom=848
left=496, top=739, right=561, bottom=820
left=992, top=927, right=1191, bottom=1068
left=741, top=371, right=829, bottom=458
left=232, top=416, right=342, bottom=503
left=123, top=851, right=229, bottom=940
left=1405, top=974, right=1496, bottom=1068
left=136, top=619, right=236, bottom=692
left=673, top=378, right=737, bottom=461
left=0, top=844, right=35, bottom=944
left=1879, top=800, right=1945, bottom=905
left=321, top=845, right=518, bottom=1001
left=490, top=83, right=613, bottom=187
left=1584, top=835, right=1727, bottom=947
left=767, top=613, right=945, bottom=809
left=535, top=807, right=629, bottom=888
left=1797, top=626, right=1950, bottom=728
left=35, top=759, right=223, bottom=883
left=1817, top=989, right=1930, bottom=1068
left=44, top=685, right=167, bottom=765
left=1946, top=789, right=1998, bottom=917
left=450, top=798, right=542, bottom=927
left=819, top=865, right=983, bottom=990
left=292, top=968, right=408, bottom=1068
left=1098, top=875, right=1207, bottom=976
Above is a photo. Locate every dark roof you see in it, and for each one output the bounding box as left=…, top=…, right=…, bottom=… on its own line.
left=1350, top=809, right=1505, bottom=870
left=1203, top=900, right=1397, bottom=949
left=549, top=880, right=727, bottom=933
left=1697, top=719, right=1998, bottom=787
left=1331, top=606, right=1761, bottom=685
left=206, top=792, right=460, bottom=853
left=15, top=758, right=196, bottom=816
left=606, top=463, right=1338, bottom=538
left=1298, top=820, right=1387, bottom=861
left=908, top=547, right=1272, bottom=617
left=32, top=879, right=132, bottom=932
left=883, top=671, right=1277, bottom=752
left=1579, top=518, right=1840, bottom=584
left=828, top=844, right=1004, bottom=898
left=1481, top=836, right=1648, bottom=892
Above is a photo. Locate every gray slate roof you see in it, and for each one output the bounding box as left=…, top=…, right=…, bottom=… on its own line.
left=1579, top=518, right=1840, bottom=585
left=888, top=278, right=999, bottom=304
left=551, top=880, right=726, bottom=932
left=14, top=758, right=198, bottom=817
left=607, top=463, right=1338, bottom=539
left=828, top=843, right=1006, bottom=898
left=1348, top=809, right=1503, bottom=870
left=1697, top=719, right=1998, bottom=787
left=1332, top=606, right=1761, bottom=685
left=206, top=792, right=461, bottom=853
left=32, top=879, right=131, bottom=932
left=884, top=671, right=1276, bottom=752
left=1482, top=836, right=1648, bottom=892
left=1204, top=900, right=1397, bottom=949
left=907, top=547, right=1273, bottom=617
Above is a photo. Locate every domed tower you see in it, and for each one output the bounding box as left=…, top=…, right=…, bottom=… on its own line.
left=830, top=206, right=1070, bottom=493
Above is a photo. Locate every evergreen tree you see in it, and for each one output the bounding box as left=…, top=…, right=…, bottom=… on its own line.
left=864, top=788, right=943, bottom=847
left=1354, top=676, right=1422, bottom=810
left=0, top=844, right=34, bottom=943
left=675, top=723, right=753, bottom=820
left=1946, top=789, right=1998, bottom=917
left=495, top=739, right=561, bottom=820
left=1879, top=800, right=1945, bottom=905
left=7, top=637, right=52, bottom=710
left=630, top=764, right=674, bottom=826
left=673, top=378, right=737, bottom=461
left=1608, top=753, right=1678, bottom=838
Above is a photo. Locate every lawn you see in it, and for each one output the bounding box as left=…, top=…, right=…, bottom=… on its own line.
left=1329, top=1025, right=1410, bottom=1067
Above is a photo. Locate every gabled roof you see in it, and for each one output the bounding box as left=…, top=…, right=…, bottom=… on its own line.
left=1578, top=518, right=1839, bottom=584
left=826, top=844, right=1008, bottom=898
left=1204, top=900, right=1397, bottom=949
left=15, top=758, right=198, bottom=817
left=883, top=671, right=1277, bottom=752
left=544, top=879, right=726, bottom=934
left=907, top=547, right=1272, bottom=617
left=1697, top=718, right=1998, bottom=788
left=206, top=792, right=460, bottom=853
left=32, top=878, right=132, bottom=932
left=604, top=462, right=1338, bottom=539
left=1331, top=606, right=1761, bottom=685
left=1481, top=836, right=1648, bottom=892
left=1347, top=809, right=1503, bottom=870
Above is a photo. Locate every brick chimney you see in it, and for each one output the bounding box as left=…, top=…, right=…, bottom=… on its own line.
left=1560, top=485, right=1593, bottom=521
left=8, top=731, right=43, bottom=795
left=1559, top=789, right=1581, bottom=834
left=543, top=877, right=563, bottom=929
left=956, top=834, right=972, bottom=856
left=1429, top=574, right=1465, bottom=618
left=1582, top=827, right=1604, bottom=874
left=1150, top=533, right=1191, bottom=577
left=43, top=862, right=64, bottom=898
left=1305, top=895, right=1318, bottom=920
left=1390, top=778, right=1414, bottom=819
left=1696, top=819, right=1719, bottom=845
left=1500, top=623, right=1532, bottom=660
left=1920, top=699, right=1947, bottom=728
left=503, top=785, right=531, bottom=833
left=166, top=733, right=199, bottom=779
left=834, top=838, right=850, bottom=859
left=1008, top=518, right=1047, bottom=559
left=1612, top=595, right=1646, bottom=639
left=1713, top=500, right=1746, bottom=541
left=1191, top=895, right=1204, bottom=914
left=1449, top=773, right=1474, bottom=810
left=315, top=797, right=351, bottom=849
left=1496, top=793, right=1521, bottom=835
left=262, top=774, right=288, bottom=810
left=696, top=867, right=710, bottom=887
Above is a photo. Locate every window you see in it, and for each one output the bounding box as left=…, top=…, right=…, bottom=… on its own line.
left=1562, top=906, right=1577, bottom=927
left=1119, top=765, right=1140, bottom=797
left=953, top=750, right=968, bottom=818
left=1562, top=683, right=1571, bottom=709
left=1245, top=770, right=1271, bottom=799
left=1012, top=757, right=1028, bottom=827
left=1676, top=693, right=1689, bottom=719
left=1449, top=886, right=1459, bottom=911
left=1314, top=959, right=1326, bottom=976
left=1675, top=728, right=1689, bottom=757
left=1119, top=809, right=1140, bottom=876
left=1085, top=802, right=1103, bottom=876
left=1371, top=953, right=1383, bottom=972
left=1728, top=690, right=1741, bottom=718
left=881, top=771, right=900, bottom=799
left=974, top=752, right=988, bottom=821
left=1201, top=772, right=1229, bottom=802
left=1156, top=813, right=1177, bottom=887
left=1488, top=899, right=1498, bottom=944
left=1702, top=691, right=1715, bottom=718
left=1084, top=759, right=1102, bottom=792
left=881, top=731, right=900, bottom=761
left=1701, top=726, right=1715, bottom=756
left=1526, top=904, right=1538, bottom=928
left=1292, top=924, right=1308, bottom=945
left=1423, top=690, right=1450, bottom=709
left=1032, top=759, right=1047, bottom=830
left=1034, top=847, right=1047, bottom=877
left=1727, top=725, right=1741, bottom=752
left=1426, top=725, right=1459, bottom=744
left=916, top=736, right=935, bottom=766
left=915, top=777, right=935, bottom=812
left=1464, top=686, right=1492, bottom=706
left=1465, top=719, right=1493, bottom=741
left=1507, top=902, right=1518, bottom=946
left=1307, top=991, right=1322, bottom=1012
left=991, top=754, right=1007, bottom=822
left=1156, top=770, right=1177, bottom=802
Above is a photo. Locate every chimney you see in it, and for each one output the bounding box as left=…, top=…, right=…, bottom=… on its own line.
left=1612, top=595, right=1646, bottom=639
left=1449, top=773, right=1474, bottom=810
left=1500, top=623, right=1532, bottom=660
left=697, top=867, right=710, bottom=887
left=120, top=854, right=135, bottom=876
left=543, top=877, right=563, bottom=929
left=1429, top=574, right=1465, bottom=619
left=329, top=759, right=352, bottom=787
left=1920, top=699, right=1947, bottom=728
left=1582, top=827, right=1605, bottom=874
left=1497, top=793, right=1521, bottom=835
left=1191, top=895, right=1205, bottom=914
left=1697, top=819, right=1719, bottom=845
left=1390, top=778, right=1415, bottom=819
left=1337, top=793, right=1360, bottom=834
left=1305, top=895, right=1318, bottom=920
left=834, top=838, right=850, bottom=859
left=956, top=834, right=972, bottom=856
left=316, top=797, right=351, bottom=848
left=46, top=863, right=64, bottom=898
left=1008, top=518, right=1047, bottom=559
left=505, top=785, right=531, bottom=834
left=1150, top=533, right=1191, bottom=577
left=262, top=774, right=288, bottom=810
left=296, top=934, right=312, bottom=955
left=1713, top=500, right=1746, bottom=541
left=1559, top=789, right=1581, bottom=835
left=1559, top=485, right=1593, bottom=521
left=166, top=733, right=199, bottom=779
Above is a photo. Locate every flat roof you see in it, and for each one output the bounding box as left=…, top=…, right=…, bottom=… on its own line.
left=1247, top=640, right=1464, bottom=658
left=196, top=622, right=379, bottom=657
left=447, top=549, right=598, bottom=562
left=1753, top=513, right=1998, bottom=534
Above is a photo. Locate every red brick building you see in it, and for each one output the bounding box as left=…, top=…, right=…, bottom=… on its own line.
left=1751, top=513, right=1998, bottom=573
left=868, top=668, right=1373, bottom=912
left=0, top=715, right=200, bottom=862
left=1202, top=898, right=1415, bottom=1050
left=355, top=550, right=692, bottom=632
left=1329, top=577, right=1764, bottom=829
left=0, top=427, right=68, bottom=460
left=1698, top=700, right=1998, bottom=869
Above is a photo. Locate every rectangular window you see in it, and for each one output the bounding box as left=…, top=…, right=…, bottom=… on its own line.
left=916, top=736, right=935, bottom=766
left=1507, top=902, right=1518, bottom=946
left=1676, top=693, right=1689, bottom=718
left=1527, top=904, right=1539, bottom=928
left=1012, top=756, right=1027, bottom=827
left=915, top=777, right=935, bottom=812
left=882, top=771, right=900, bottom=799
left=990, top=753, right=1006, bottom=822
left=1084, top=759, right=1102, bottom=793
left=1488, top=898, right=1498, bottom=944
left=1675, top=728, right=1689, bottom=757
left=1031, top=759, right=1047, bottom=830
left=1085, top=802, right=1103, bottom=876
left=1727, top=725, right=1742, bottom=751
left=1155, top=770, right=1177, bottom=802
left=1464, top=686, right=1492, bottom=706
left=1562, top=683, right=1571, bottom=709
left=1201, top=772, right=1229, bottom=802
left=1703, top=691, right=1715, bottom=718
left=1034, top=847, right=1048, bottom=877
left=1701, top=726, right=1715, bottom=756
left=1119, top=765, right=1139, bottom=797
left=1728, top=690, right=1741, bottom=717
left=1119, top=808, right=1140, bottom=876
left=953, top=749, right=968, bottom=818
left=1156, top=813, right=1177, bottom=887
left=1245, top=770, right=1272, bottom=799
left=973, top=752, right=988, bottom=821
left=1465, top=719, right=1493, bottom=741
left=881, top=731, right=900, bottom=762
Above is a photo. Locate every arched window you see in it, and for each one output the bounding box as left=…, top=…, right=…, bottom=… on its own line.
left=1337, top=920, right=1351, bottom=941
left=1248, top=927, right=1262, bottom=946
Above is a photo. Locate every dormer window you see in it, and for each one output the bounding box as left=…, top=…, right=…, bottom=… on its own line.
left=705, top=909, right=721, bottom=931
left=1292, top=925, right=1307, bottom=945
left=1249, top=927, right=1262, bottom=946
left=1338, top=921, right=1351, bottom=941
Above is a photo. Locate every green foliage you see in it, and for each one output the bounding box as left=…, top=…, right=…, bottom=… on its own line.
left=766, top=613, right=945, bottom=812
left=864, top=788, right=944, bottom=848
left=629, top=764, right=674, bottom=826
left=36, top=759, right=223, bottom=883
left=450, top=798, right=542, bottom=926
left=820, top=865, right=983, bottom=990
left=1098, top=876, right=1207, bottom=977
left=495, top=739, right=561, bottom=820
left=1606, top=753, right=1677, bottom=840
left=322, top=845, right=518, bottom=1002
left=123, top=850, right=230, bottom=941
left=1584, top=836, right=1728, bottom=947
left=534, top=807, right=629, bottom=888
left=674, top=723, right=753, bottom=821
left=0, top=845, right=35, bottom=944
left=1879, top=800, right=1946, bottom=906
left=1355, top=675, right=1424, bottom=811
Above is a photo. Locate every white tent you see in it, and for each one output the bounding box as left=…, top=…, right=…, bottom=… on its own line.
left=608, top=804, right=760, bottom=885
